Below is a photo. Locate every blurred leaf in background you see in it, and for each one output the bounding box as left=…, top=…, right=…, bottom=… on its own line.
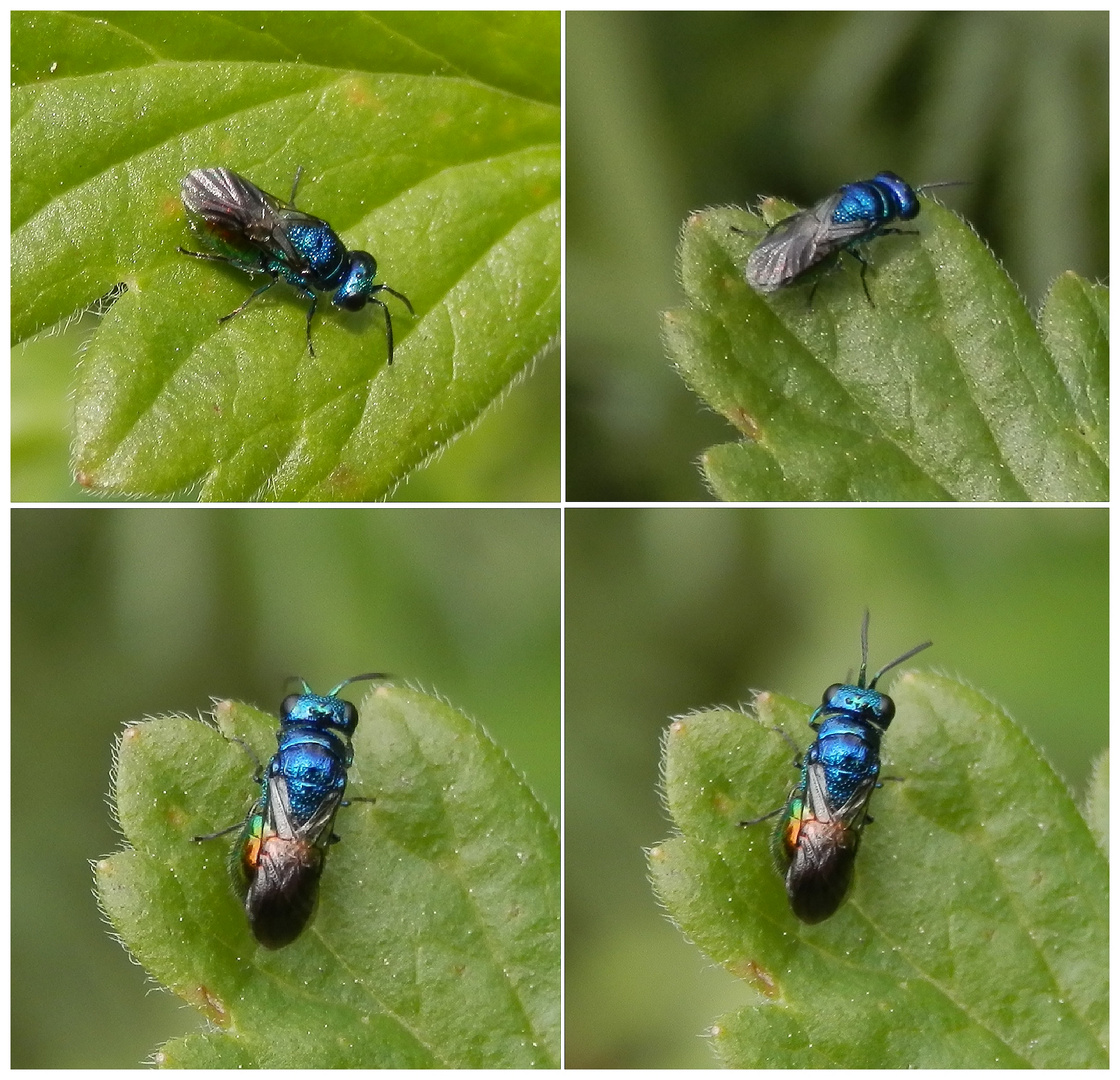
left=12, top=11, right=560, bottom=501
left=564, top=506, right=1106, bottom=1067
left=566, top=11, right=1107, bottom=500
left=12, top=507, right=559, bottom=1067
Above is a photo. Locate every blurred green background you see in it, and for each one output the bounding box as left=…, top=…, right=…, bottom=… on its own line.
left=12, top=507, right=560, bottom=1067
left=566, top=11, right=1108, bottom=500
left=565, top=506, right=1107, bottom=1067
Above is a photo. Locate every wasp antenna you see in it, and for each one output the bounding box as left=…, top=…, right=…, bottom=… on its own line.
left=289, top=165, right=304, bottom=205
left=857, top=609, right=871, bottom=688
left=328, top=672, right=390, bottom=697
left=869, top=639, right=933, bottom=689
left=915, top=179, right=969, bottom=194
left=284, top=674, right=314, bottom=695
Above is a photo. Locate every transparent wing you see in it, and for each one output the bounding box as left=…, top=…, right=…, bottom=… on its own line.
left=180, top=167, right=322, bottom=270
left=263, top=774, right=343, bottom=847
left=746, top=193, right=871, bottom=291
left=803, top=760, right=876, bottom=828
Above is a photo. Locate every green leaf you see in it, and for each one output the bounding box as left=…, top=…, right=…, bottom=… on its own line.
left=1039, top=271, right=1109, bottom=465
left=13, top=12, right=559, bottom=501
left=650, top=673, right=1107, bottom=1068
left=96, top=684, right=559, bottom=1067
left=664, top=201, right=1108, bottom=501
left=1081, top=749, right=1108, bottom=857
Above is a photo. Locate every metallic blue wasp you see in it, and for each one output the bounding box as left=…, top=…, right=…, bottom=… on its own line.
left=194, top=673, right=386, bottom=948
left=741, top=612, right=931, bottom=923
left=742, top=171, right=960, bottom=305
left=179, top=167, right=413, bottom=360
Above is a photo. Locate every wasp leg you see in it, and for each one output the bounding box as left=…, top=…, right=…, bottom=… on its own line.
left=740, top=805, right=784, bottom=828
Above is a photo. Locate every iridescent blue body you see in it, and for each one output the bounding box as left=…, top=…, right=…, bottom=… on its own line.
left=194, top=673, right=385, bottom=948
left=741, top=613, right=931, bottom=923
left=745, top=171, right=939, bottom=305
left=179, top=167, right=413, bottom=360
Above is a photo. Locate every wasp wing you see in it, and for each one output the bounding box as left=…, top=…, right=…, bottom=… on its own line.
left=263, top=774, right=344, bottom=848
left=180, top=167, right=323, bottom=272
left=244, top=833, right=324, bottom=948
left=243, top=774, right=342, bottom=948
left=786, top=760, right=876, bottom=922
left=785, top=814, right=858, bottom=922
left=746, top=192, right=873, bottom=292
left=802, top=759, right=877, bottom=830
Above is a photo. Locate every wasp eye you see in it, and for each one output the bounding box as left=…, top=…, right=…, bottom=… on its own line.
left=821, top=682, right=843, bottom=707
left=877, top=695, right=896, bottom=724
left=280, top=693, right=301, bottom=719
left=341, top=701, right=359, bottom=730
left=335, top=292, right=367, bottom=312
